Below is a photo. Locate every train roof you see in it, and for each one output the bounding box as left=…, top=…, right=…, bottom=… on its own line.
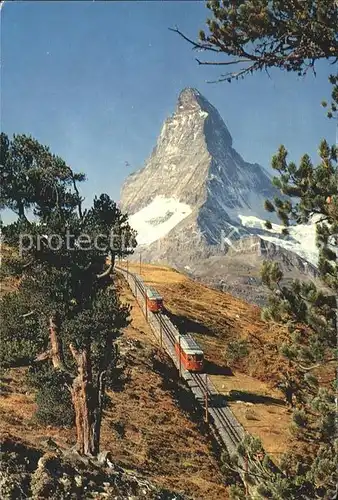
left=175, top=333, right=204, bottom=355
left=146, top=286, right=163, bottom=300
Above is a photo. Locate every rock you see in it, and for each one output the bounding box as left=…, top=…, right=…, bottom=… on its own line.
left=0, top=440, right=188, bottom=499
left=41, top=437, right=58, bottom=450
left=74, top=475, right=83, bottom=487
left=97, top=450, right=113, bottom=466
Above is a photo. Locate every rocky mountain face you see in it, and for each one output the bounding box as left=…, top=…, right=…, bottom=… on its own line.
left=121, top=88, right=277, bottom=240
left=120, top=88, right=317, bottom=305
left=187, top=236, right=319, bottom=306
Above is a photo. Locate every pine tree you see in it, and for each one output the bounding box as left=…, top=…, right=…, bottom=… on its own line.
left=259, top=139, right=337, bottom=497
left=1, top=133, right=137, bottom=455
left=172, top=0, right=337, bottom=82
left=175, top=2, right=338, bottom=496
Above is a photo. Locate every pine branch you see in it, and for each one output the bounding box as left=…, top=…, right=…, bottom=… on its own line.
left=69, top=169, right=84, bottom=220
left=97, top=252, right=114, bottom=279
left=195, top=57, right=252, bottom=66
left=169, top=26, right=222, bottom=53
left=22, top=310, right=36, bottom=318
left=298, top=358, right=337, bottom=371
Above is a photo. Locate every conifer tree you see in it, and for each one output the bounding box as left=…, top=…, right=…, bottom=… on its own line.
left=1, top=133, right=137, bottom=455
left=175, top=1, right=338, bottom=497
left=172, top=0, right=337, bottom=82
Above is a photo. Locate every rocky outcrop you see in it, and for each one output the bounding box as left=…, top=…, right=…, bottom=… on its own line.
left=0, top=439, right=186, bottom=499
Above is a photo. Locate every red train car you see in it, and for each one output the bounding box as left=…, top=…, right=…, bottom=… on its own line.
left=175, top=334, right=204, bottom=372
left=146, top=286, right=164, bottom=313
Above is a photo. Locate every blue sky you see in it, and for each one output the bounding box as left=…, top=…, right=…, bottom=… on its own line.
left=1, top=0, right=335, bottom=210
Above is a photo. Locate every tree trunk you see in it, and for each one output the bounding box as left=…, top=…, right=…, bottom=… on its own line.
left=69, top=344, right=96, bottom=455
left=69, top=336, right=114, bottom=456
left=91, top=337, right=113, bottom=454
left=91, top=370, right=106, bottom=455
left=49, top=315, right=65, bottom=369
left=40, top=319, right=112, bottom=456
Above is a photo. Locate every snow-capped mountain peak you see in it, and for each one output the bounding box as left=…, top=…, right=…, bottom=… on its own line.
left=120, top=88, right=316, bottom=269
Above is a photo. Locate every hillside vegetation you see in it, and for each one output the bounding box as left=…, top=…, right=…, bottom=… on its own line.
left=0, top=272, right=229, bottom=499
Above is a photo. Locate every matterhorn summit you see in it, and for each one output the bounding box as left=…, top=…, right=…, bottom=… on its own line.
left=121, top=88, right=274, bottom=220
left=120, top=88, right=317, bottom=288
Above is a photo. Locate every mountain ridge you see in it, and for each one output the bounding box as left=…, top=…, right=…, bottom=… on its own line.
left=120, top=87, right=276, bottom=221
left=120, top=88, right=317, bottom=304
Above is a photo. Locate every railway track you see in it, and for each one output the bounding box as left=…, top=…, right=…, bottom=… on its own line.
left=157, top=312, right=244, bottom=450
left=191, top=373, right=243, bottom=448
left=116, top=265, right=245, bottom=455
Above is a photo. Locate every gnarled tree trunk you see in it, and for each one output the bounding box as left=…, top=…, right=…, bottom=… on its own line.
left=69, top=344, right=96, bottom=456
left=39, top=319, right=113, bottom=456
left=49, top=315, right=65, bottom=369
left=91, top=336, right=113, bottom=454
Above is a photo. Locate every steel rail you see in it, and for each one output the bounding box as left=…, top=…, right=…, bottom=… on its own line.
left=191, top=373, right=243, bottom=447
left=156, top=310, right=243, bottom=448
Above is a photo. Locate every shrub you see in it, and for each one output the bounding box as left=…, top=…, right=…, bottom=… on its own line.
left=292, top=409, right=309, bottom=428
left=0, top=293, right=45, bottom=368
left=228, top=484, right=246, bottom=499
left=27, top=365, right=74, bottom=427
left=0, top=339, right=40, bottom=369
left=220, top=449, right=241, bottom=486
left=245, top=408, right=259, bottom=421
left=225, top=340, right=250, bottom=365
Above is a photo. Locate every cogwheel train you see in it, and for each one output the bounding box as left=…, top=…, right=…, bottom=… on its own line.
left=175, top=333, right=204, bottom=372
left=145, top=286, right=164, bottom=313
left=144, top=285, right=204, bottom=372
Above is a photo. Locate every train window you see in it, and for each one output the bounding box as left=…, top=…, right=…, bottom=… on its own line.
left=195, top=354, right=203, bottom=361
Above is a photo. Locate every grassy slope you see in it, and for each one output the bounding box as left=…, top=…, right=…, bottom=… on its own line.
left=125, top=262, right=292, bottom=458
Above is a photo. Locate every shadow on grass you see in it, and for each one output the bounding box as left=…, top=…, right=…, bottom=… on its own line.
left=0, top=384, right=12, bottom=397
left=203, top=359, right=233, bottom=376
left=206, top=390, right=285, bottom=409
left=164, top=310, right=215, bottom=336
left=152, top=353, right=206, bottom=418
left=225, top=390, right=285, bottom=406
